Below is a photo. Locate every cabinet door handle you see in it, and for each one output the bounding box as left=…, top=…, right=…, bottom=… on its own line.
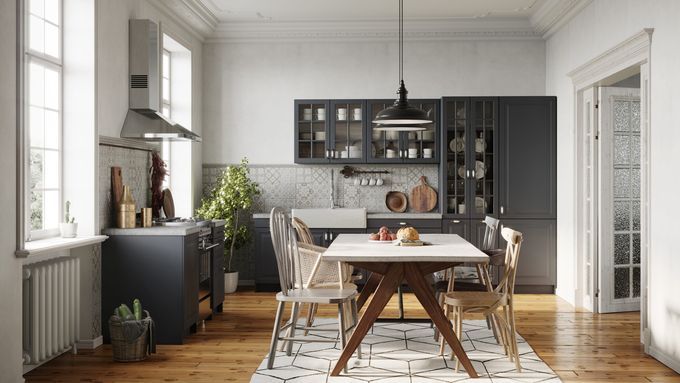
left=471, top=169, right=476, bottom=178
left=399, top=222, right=408, bottom=226
left=325, top=149, right=330, bottom=159
left=466, top=170, right=471, bottom=178
left=500, top=206, right=505, bottom=215
left=451, top=220, right=461, bottom=224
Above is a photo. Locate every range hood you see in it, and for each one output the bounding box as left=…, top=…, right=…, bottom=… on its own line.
left=120, top=19, right=200, bottom=142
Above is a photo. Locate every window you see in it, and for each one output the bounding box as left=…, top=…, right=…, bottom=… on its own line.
left=161, top=48, right=171, bottom=189
left=26, top=0, right=62, bottom=238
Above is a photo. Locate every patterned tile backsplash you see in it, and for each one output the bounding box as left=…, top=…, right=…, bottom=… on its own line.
left=98, top=144, right=152, bottom=231
left=202, top=164, right=439, bottom=214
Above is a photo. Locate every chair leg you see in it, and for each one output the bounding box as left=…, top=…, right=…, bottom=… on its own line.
left=502, top=305, right=513, bottom=362
left=438, top=302, right=450, bottom=355
left=304, top=303, right=316, bottom=336
left=350, top=299, right=362, bottom=359
left=267, top=301, right=286, bottom=369
left=337, top=302, right=348, bottom=373
left=508, top=302, right=522, bottom=372
left=286, top=302, right=300, bottom=357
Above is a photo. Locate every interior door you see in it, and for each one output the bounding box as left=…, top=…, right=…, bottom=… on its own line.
left=581, top=87, right=598, bottom=313
left=598, top=87, right=641, bottom=313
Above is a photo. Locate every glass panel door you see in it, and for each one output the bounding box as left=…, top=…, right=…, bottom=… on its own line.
left=403, top=100, right=437, bottom=162
left=297, top=101, right=328, bottom=161
left=331, top=101, right=364, bottom=162
left=367, top=100, right=403, bottom=163
left=470, top=99, right=496, bottom=217
left=444, top=99, right=467, bottom=215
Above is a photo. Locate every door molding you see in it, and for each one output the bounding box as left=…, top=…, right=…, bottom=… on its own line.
left=569, top=28, right=652, bottom=345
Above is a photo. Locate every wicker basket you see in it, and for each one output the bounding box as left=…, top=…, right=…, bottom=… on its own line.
left=109, top=310, right=151, bottom=362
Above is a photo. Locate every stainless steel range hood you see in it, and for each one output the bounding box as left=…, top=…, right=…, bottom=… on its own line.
left=120, top=19, right=200, bottom=142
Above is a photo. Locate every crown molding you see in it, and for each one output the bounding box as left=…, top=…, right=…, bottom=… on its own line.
left=530, top=0, right=592, bottom=38
left=205, top=18, right=542, bottom=44
left=147, top=0, right=218, bottom=41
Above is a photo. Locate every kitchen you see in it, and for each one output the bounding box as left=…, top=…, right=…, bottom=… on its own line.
left=1, top=0, right=679, bottom=382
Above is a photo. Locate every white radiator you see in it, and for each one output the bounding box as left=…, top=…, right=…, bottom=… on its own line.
left=22, top=256, right=80, bottom=368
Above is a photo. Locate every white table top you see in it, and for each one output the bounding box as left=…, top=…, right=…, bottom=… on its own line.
left=323, top=234, right=489, bottom=263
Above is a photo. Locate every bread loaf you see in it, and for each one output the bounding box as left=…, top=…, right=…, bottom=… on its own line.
left=396, top=226, right=420, bottom=241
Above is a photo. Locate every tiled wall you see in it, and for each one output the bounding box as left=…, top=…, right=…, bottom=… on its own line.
left=98, top=144, right=152, bottom=231
left=202, top=164, right=439, bottom=214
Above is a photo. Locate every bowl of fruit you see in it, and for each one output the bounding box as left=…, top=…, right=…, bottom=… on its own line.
left=368, top=226, right=397, bottom=243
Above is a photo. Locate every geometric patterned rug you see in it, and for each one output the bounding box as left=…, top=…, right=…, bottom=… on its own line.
left=251, top=319, right=562, bottom=383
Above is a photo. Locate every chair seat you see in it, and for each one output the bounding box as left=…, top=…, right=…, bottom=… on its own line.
left=302, top=282, right=357, bottom=290
left=444, top=291, right=506, bottom=307
left=276, top=288, right=358, bottom=304
left=483, top=249, right=506, bottom=265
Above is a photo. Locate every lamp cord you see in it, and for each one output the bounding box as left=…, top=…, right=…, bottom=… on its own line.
left=399, top=0, right=403, bottom=83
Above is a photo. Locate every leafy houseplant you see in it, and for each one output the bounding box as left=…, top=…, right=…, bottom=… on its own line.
left=59, top=201, right=78, bottom=238
left=196, top=158, right=260, bottom=293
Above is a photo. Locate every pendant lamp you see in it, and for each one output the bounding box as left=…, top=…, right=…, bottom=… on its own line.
left=372, top=0, right=431, bottom=128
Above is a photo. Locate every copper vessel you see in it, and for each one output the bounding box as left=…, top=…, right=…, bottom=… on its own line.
left=141, top=207, right=152, bottom=228
left=117, top=185, right=136, bottom=228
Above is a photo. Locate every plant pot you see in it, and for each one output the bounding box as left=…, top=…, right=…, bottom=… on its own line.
left=224, top=271, right=239, bottom=294
left=59, top=222, right=78, bottom=238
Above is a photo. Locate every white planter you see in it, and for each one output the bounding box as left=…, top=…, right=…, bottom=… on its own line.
left=59, top=223, right=78, bottom=238
left=224, top=271, right=239, bottom=294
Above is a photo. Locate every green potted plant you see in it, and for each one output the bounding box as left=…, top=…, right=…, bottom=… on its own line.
left=196, top=158, right=260, bottom=293
left=59, top=201, right=77, bottom=238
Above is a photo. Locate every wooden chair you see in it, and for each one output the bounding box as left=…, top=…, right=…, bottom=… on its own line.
left=291, top=217, right=360, bottom=336
left=441, top=227, right=524, bottom=372
left=267, top=208, right=361, bottom=371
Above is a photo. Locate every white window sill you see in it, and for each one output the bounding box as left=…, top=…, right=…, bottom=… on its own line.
left=16, top=235, right=108, bottom=260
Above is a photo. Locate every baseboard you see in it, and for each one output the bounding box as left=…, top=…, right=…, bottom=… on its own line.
left=76, top=335, right=103, bottom=350
left=648, top=345, right=680, bottom=374
left=238, top=279, right=255, bottom=287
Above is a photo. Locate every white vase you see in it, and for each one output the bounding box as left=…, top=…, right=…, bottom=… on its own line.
left=59, top=223, right=78, bottom=238
left=224, top=271, right=239, bottom=294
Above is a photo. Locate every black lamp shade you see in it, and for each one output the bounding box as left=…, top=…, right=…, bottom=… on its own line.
left=374, top=124, right=426, bottom=132
left=373, top=81, right=432, bottom=125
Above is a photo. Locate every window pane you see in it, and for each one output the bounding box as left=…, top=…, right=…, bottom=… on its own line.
left=162, top=105, right=170, bottom=118
left=43, top=190, right=59, bottom=229
left=44, top=150, right=59, bottom=189
left=30, top=190, right=43, bottom=230
left=614, top=267, right=630, bottom=299
left=44, top=67, right=59, bottom=110
left=29, top=62, right=45, bottom=107
left=44, top=0, right=59, bottom=25
left=162, top=78, right=170, bottom=101
left=163, top=52, right=170, bottom=77
left=44, top=22, right=59, bottom=58
left=44, top=109, right=59, bottom=149
left=30, top=0, right=44, bottom=17
left=29, top=15, right=45, bottom=54
left=30, top=149, right=44, bottom=189
left=29, top=106, right=44, bottom=147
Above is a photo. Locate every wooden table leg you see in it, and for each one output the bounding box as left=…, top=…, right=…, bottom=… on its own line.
left=404, top=262, right=478, bottom=378
left=330, top=263, right=403, bottom=376
left=356, top=271, right=381, bottom=311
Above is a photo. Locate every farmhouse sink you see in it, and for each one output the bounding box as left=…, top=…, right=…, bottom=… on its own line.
left=291, top=208, right=367, bottom=229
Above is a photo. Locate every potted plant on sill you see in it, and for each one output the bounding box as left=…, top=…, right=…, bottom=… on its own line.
left=59, top=201, right=78, bottom=238
left=196, top=158, right=259, bottom=294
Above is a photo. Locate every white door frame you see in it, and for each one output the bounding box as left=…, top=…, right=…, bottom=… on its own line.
left=569, top=29, right=652, bottom=342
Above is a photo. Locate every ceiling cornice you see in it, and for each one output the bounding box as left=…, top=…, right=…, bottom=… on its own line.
left=205, top=18, right=542, bottom=44
left=147, top=0, right=218, bottom=41
left=530, top=0, right=592, bottom=38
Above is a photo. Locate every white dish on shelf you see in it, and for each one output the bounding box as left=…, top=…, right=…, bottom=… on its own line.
left=475, top=137, right=487, bottom=153
left=449, top=137, right=465, bottom=152
left=314, top=131, right=326, bottom=140
left=475, top=160, right=486, bottom=179
left=458, top=165, right=466, bottom=178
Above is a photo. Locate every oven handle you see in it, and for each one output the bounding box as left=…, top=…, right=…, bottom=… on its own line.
left=199, top=243, right=220, bottom=251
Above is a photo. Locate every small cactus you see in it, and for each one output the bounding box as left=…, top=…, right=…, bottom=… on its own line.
left=64, top=201, right=75, bottom=223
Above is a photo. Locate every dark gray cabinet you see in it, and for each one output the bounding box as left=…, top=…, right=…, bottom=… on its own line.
left=367, top=218, right=441, bottom=234
left=295, top=100, right=331, bottom=163
left=102, top=233, right=199, bottom=344
left=442, top=218, right=497, bottom=250
left=499, top=97, right=557, bottom=219
left=500, top=219, right=556, bottom=292
left=211, top=226, right=225, bottom=312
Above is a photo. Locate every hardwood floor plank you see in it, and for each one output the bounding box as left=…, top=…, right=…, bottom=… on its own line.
left=23, top=292, right=679, bottom=382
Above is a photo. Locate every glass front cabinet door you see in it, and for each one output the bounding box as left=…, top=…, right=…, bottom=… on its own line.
left=442, top=97, right=497, bottom=218
left=329, top=100, right=366, bottom=163
left=295, top=100, right=331, bottom=163
left=366, top=99, right=439, bottom=164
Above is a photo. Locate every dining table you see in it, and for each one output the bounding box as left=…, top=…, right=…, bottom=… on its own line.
left=322, top=233, right=489, bottom=378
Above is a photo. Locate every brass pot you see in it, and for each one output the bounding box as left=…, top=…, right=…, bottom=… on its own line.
left=117, top=185, right=136, bottom=228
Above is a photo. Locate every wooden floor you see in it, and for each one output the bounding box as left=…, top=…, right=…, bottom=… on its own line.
left=25, top=291, right=679, bottom=382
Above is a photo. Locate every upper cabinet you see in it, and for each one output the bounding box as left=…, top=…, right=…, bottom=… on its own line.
left=441, top=97, right=498, bottom=219
left=294, top=99, right=439, bottom=164
left=498, top=97, right=557, bottom=219
left=366, top=99, right=440, bottom=164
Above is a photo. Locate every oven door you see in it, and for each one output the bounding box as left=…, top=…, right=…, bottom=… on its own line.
left=198, top=242, right=219, bottom=322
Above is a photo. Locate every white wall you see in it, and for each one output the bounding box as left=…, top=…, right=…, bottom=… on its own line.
left=203, top=39, right=546, bottom=164
left=0, top=1, right=24, bottom=381
left=546, top=0, right=680, bottom=371
left=96, top=0, right=204, bottom=211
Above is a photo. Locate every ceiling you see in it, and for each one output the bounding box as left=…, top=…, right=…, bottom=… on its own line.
left=200, top=0, right=542, bottom=22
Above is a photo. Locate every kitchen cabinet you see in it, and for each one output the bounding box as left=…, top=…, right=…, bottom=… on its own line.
left=500, top=219, right=556, bottom=292
left=366, top=99, right=440, bottom=164
left=499, top=97, right=557, bottom=219
left=295, top=100, right=331, bottom=164
left=367, top=218, right=441, bottom=234
left=329, top=100, right=366, bottom=163
left=441, top=97, right=498, bottom=219
left=211, top=225, right=225, bottom=312
left=441, top=218, right=497, bottom=249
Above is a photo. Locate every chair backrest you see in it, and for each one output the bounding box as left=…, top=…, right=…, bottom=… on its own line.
left=292, top=217, right=315, bottom=245
left=269, top=207, right=301, bottom=295
left=497, top=226, right=523, bottom=296
left=480, top=216, right=500, bottom=251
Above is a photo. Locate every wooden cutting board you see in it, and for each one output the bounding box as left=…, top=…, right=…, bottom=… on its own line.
left=111, top=167, right=123, bottom=209
left=162, top=188, right=175, bottom=218
left=410, top=176, right=437, bottom=213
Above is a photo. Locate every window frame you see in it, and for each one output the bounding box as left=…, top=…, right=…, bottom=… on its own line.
left=24, top=0, right=64, bottom=241
left=161, top=47, right=172, bottom=189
